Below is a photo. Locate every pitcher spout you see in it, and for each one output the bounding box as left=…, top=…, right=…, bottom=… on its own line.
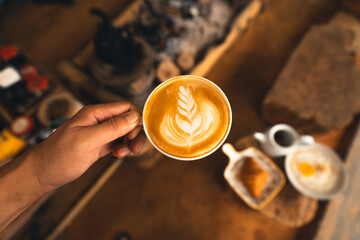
left=254, top=132, right=266, bottom=142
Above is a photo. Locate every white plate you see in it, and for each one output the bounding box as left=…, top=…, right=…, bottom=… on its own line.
left=285, top=143, right=346, bottom=200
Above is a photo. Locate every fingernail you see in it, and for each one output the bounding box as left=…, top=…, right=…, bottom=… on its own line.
left=125, top=111, right=139, bottom=124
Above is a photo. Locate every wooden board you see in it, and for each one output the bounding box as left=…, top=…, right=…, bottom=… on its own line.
left=233, top=127, right=346, bottom=227
left=60, top=0, right=264, bottom=103
left=314, top=121, right=360, bottom=240
left=191, top=0, right=263, bottom=77
left=234, top=135, right=318, bottom=227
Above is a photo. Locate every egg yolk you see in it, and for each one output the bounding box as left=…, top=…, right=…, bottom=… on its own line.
left=298, top=162, right=315, bottom=177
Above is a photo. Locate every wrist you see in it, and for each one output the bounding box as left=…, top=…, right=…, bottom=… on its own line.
left=11, top=150, right=52, bottom=198
left=23, top=149, right=54, bottom=194
left=0, top=149, right=49, bottom=231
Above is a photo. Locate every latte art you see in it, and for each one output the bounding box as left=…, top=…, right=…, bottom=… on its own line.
left=161, top=86, right=218, bottom=147
left=143, top=75, right=231, bottom=160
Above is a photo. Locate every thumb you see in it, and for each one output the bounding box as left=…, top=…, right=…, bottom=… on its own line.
left=86, top=111, right=141, bottom=144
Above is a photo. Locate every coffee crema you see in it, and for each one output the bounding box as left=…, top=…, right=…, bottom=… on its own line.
left=143, top=76, right=231, bottom=159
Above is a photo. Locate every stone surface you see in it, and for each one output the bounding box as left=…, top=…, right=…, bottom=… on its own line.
left=262, top=12, right=360, bottom=133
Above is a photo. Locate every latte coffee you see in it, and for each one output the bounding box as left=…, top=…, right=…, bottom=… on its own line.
left=143, top=75, right=232, bottom=160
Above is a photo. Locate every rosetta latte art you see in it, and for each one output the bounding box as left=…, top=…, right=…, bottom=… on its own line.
left=160, top=86, right=219, bottom=148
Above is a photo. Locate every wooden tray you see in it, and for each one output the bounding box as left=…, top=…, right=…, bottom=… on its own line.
left=234, top=135, right=318, bottom=227
left=58, top=0, right=264, bottom=103
left=232, top=128, right=346, bottom=227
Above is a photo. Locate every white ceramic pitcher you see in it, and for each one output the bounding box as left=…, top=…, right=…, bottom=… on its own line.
left=254, top=124, right=314, bottom=158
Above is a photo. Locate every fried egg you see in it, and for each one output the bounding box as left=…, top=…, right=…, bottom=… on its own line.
left=290, top=149, right=339, bottom=192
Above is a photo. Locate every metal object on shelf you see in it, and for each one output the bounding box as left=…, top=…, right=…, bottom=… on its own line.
left=89, top=8, right=155, bottom=101
left=37, top=90, right=83, bottom=126
left=10, top=115, right=34, bottom=137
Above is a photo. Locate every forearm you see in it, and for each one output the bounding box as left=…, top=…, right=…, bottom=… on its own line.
left=0, top=102, right=144, bottom=232
left=0, top=150, right=48, bottom=232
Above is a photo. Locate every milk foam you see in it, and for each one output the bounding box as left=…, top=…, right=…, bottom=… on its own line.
left=159, top=86, right=219, bottom=148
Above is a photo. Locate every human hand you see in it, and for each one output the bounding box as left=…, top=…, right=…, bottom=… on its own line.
left=29, top=102, right=146, bottom=192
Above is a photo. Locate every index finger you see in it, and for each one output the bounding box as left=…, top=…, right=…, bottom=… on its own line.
left=83, top=110, right=141, bottom=145
left=68, top=102, right=140, bottom=127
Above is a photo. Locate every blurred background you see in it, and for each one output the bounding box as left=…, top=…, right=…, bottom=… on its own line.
left=1, top=0, right=360, bottom=239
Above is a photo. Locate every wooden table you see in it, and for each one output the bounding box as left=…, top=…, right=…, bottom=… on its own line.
left=2, top=0, right=358, bottom=239
left=54, top=0, right=340, bottom=239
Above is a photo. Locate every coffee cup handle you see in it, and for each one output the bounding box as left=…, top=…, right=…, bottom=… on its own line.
left=299, top=135, right=315, bottom=145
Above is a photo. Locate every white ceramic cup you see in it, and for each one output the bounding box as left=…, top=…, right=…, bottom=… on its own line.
left=142, top=75, right=232, bottom=161
left=254, top=124, right=314, bottom=158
